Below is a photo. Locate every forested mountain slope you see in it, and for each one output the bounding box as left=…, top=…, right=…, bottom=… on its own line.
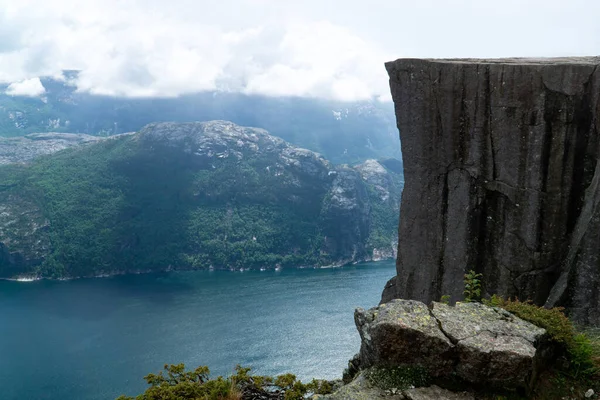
left=0, top=121, right=403, bottom=279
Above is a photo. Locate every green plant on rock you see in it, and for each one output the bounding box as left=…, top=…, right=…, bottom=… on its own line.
left=463, top=269, right=483, bottom=302
left=440, top=294, right=451, bottom=305
left=366, top=366, right=430, bottom=391
left=305, top=379, right=333, bottom=395
left=115, top=363, right=240, bottom=400
left=569, top=333, right=598, bottom=379
left=484, top=295, right=574, bottom=346
left=484, top=295, right=600, bottom=381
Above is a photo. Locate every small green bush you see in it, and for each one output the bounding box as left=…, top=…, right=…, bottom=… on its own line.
left=306, top=379, right=333, bottom=395
left=366, top=366, right=430, bottom=390
left=484, top=295, right=574, bottom=346
left=569, top=333, right=598, bottom=379
left=463, top=270, right=483, bottom=302
left=115, top=364, right=237, bottom=400
left=118, top=363, right=334, bottom=400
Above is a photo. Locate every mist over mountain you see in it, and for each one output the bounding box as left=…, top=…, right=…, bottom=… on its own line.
left=0, top=74, right=401, bottom=165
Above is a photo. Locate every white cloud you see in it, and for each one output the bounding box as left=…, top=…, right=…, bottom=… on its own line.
left=5, top=77, right=46, bottom=97
left=0, top=0, right=598, bottom=101
left=240, top=22, right=391, bottom=101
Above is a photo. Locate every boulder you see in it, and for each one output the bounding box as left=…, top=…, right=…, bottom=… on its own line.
left=354, top=299, right=547, bottom=391
left=430, top=302, right=546, bottom=387
left=354, top=300, right=454, bottom=376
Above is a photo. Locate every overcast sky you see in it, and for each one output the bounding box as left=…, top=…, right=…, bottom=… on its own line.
left=1, top=0, right=599, bottom=100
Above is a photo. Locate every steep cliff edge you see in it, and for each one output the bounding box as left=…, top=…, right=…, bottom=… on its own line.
left=382, top=57, right=600, bottom=325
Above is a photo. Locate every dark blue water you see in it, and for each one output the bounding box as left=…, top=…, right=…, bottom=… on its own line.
left=0, top=261, right=395, bottom=400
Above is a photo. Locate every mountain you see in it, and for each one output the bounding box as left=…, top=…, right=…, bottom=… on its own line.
left=0, top=75, right=401, bottom=165
left=0, top=121, right=403, bottom=279
left=0, top=132, right=106, bottom=165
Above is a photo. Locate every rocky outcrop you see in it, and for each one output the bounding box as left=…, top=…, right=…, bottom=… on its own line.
left=353, top=300, right=547, bottom=391
left=383, top=57, right=600, bottom=325
left=324, top=300, right=552, bottom=399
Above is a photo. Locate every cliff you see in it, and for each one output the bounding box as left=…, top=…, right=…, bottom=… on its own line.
left=0, top=121, right=402, bottom=279
left=382, top=57, right=600, bottom=325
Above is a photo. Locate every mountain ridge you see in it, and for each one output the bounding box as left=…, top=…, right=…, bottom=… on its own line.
left=1, top=76, right=401, bottom=165
left=0, top=120, right=402, bottom=279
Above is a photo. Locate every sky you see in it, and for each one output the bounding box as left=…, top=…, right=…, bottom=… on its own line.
left=0, top=0, right=599, bottom=101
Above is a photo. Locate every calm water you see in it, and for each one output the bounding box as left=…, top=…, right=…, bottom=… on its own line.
left=0, top=261, right=395, bottom=400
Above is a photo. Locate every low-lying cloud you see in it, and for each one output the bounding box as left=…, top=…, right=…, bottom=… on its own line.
left=6, top=78, right=46, bottom=97
left=0, top=0, right=598, bottom=101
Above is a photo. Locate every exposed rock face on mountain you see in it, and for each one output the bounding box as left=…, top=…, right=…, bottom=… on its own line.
left=382, top=57, right=600, bottom=325
left=0, top=132, right=107, bottom=165
left=0, top=121, right=402, bottom=279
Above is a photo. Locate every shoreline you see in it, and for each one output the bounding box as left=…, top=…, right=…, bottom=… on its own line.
left=0, top=255, right=395, bottom=283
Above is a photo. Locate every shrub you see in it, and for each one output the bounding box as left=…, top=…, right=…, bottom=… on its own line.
left=115, top=364, right=235, bottom=400
left=463, top=270, right=483, bottom=302
left=484, top=295, right=600, bottom=380
left=365, top=366, right=430, bottom=390
left=117, top=363, right=334, bottom=400
left=305, top=379, right=333, bottom=395
left=484, top=295, right=574, bottom=346
left=569, top=333, right=598, bottom=379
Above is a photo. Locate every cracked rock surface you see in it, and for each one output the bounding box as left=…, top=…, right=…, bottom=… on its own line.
left=382, top=57, right=600, bottom=325
left=354, top=299, right=547, bottom=391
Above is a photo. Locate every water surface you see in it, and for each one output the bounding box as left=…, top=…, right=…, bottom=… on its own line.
left=0, top=261, right=395, bottom=400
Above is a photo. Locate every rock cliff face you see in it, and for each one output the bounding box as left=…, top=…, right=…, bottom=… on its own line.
left=382, top=57, right=600, bottom=325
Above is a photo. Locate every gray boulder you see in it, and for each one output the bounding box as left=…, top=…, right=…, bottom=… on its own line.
left=430, top=302, right=546, bottom=387
left=355, top=300, right=454, bottom=376
left=354, top=299, right=547, bottom=391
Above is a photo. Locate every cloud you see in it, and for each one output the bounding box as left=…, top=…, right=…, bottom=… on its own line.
left=235, top=22, right=392, bottom=101
left=0, top=0, right=598, bottom=101
left=5, top=77, right=46, bottom=97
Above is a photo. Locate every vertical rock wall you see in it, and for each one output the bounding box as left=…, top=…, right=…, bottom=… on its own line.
left=383, top=57, right=600, bottom=325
